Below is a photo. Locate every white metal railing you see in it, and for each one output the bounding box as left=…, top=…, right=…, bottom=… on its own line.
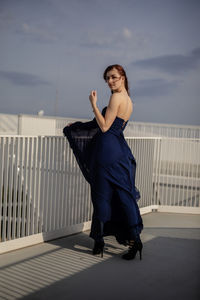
left=0, top=136, right=199, bottom=248
left=0, top=136, right=92, bottom=243
left=125, top=122, right=200, bottom=138
left=155, top=138, right=200, bottom=207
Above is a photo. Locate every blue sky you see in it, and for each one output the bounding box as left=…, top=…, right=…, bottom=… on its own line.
left=0, top=0, right=200, bottom=125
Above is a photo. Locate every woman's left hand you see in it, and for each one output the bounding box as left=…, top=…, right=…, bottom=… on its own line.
left=89, top=90, right=97, bottom=107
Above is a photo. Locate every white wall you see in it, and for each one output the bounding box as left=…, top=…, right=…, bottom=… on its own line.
left=0, top=113, right=18, bottom=135
left=18, top=115, right=56, bottom=136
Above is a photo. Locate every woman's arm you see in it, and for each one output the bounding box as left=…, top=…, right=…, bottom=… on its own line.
left=89, top=90, right=121, bottom=132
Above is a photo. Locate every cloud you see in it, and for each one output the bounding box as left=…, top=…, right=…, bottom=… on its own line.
left=122, top=28, right=132, bottom=39
left=82, top=27, right=134, bottom=48
left=17, top=22, right=59, bottom=43
left=132, top=78, right=180, bottom=99
left=0, top=70, right=51, bottom=86
left=132, top=47, right=200, bottom=74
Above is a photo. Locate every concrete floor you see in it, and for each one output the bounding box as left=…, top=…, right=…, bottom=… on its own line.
left=0, top=212, right=200, bottom=300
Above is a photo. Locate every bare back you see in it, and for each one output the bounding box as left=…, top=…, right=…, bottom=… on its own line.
left=102, top=90, right=133, bottom=132
left=116, top=93, right=133, bottom=121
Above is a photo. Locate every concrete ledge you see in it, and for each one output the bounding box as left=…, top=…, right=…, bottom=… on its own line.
left=157, top=205, right=200, bottom=214
left=0, top=221, right=91, bottom=255
left=140, top=205, right=159, bottom=215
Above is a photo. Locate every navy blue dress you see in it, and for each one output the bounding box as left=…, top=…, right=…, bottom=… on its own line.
left=63, top=108, right=143, bottom=245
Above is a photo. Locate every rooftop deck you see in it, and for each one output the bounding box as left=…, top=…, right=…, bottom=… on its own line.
left=1, top=212, right=200, bottom=300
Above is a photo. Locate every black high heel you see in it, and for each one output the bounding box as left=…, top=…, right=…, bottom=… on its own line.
left=122, top=240, right=143, bottom=260
left=92, top=240, right=105, bottom=258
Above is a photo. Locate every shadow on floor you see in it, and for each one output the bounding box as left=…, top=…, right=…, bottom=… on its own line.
left=23, top=235, right=200, bottom=300
left=1, top=227, right=199, bottom=300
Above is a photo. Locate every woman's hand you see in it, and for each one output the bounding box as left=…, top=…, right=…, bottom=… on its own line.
left=89, top=90, right=97, bottom=107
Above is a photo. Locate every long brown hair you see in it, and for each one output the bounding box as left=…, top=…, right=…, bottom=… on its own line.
left=103, top=64, right=130, bottom=95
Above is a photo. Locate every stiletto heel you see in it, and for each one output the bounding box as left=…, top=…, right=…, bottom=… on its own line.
left=101, top=249, right=104, bottom=258
left=122, top=240, right=143, bottom=261
left=139, top=249, right=142, bottom=260
left=93, top=240, right=105, bottom=257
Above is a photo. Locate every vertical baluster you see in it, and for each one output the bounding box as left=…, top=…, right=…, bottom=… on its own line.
left=42, top=137, right=50, bottom=232
left=7, top=137, right=14, bottom=240
left=17, top=138, right=23, bottom=238
left=194, top=140, right=199, bottom=207
left=30, top=137, right=37, bottom=235
left=153, top=138, right=159, bottom=206
left=63, top=140, right=68, bottom=228
left=21, top=137, right=29, bottom=237
left=169, top=139, right=175, bottom=206
left=188, top=139, right=193, bottom=207
left=54, top=137, right=60, bottom=230
left=177, top=139, right=184, bottom=206
left=51, top=137, right=57, bottom=231
left=38, top=137, right=45, bottom=232
left=74, top=142, right=79, bottom=225
left=68, top=147, right=73, bottom=226
left=65, top=142, right=70, bottom=227
left=0, top=138, right=5, bottom=241
left=12, top=138, right=19, bottom=239
left=2, top=137, right=9, bottom=241
left=182, top=139, right=187, bottom=206
left=59, top=137, right=65, bottom=229
left=26, top=137, right=33, bottom=236
left=56, top=137, right=60, bottom=229
left=48, top=137, right=55, bottom=231
left=36, top=137, right=43, bottom=233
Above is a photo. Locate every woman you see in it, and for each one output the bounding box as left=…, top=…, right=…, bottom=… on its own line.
left=63, top=64, right=143, bottom=260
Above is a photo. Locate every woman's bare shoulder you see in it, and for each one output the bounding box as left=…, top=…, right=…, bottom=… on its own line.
left=110, top=92, right=122, bottom=99
left=109, top=92, right=122, bottom=104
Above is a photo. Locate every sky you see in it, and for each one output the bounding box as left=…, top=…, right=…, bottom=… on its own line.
left=0, top=0, right=200, bottom=125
